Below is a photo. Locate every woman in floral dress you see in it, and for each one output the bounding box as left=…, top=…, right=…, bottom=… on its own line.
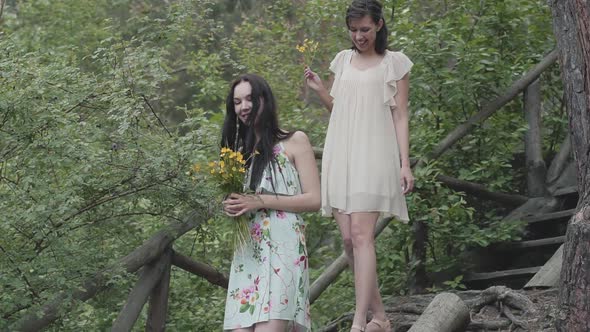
left=221, top=73, right=320, bottom=332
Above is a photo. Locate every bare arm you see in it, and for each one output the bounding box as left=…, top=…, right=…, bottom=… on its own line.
left=223, top=131, right=321, bottom=215
left=391, top=73, right=414, bottom=193
left=304, top=67, right=333, bottom=113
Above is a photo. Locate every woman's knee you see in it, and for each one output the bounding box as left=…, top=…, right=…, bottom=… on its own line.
left=350, top=227, right=375, bottom=248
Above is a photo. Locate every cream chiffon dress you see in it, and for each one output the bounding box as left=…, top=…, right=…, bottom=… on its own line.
left=321, top=49, right=412, bottom=221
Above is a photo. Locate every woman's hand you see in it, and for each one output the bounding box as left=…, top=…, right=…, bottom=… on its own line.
left=304, top=66, right=324, bottom=92
left=400, top=166, right=414, bottom=194
left=222, top=193, right=264, bottom=217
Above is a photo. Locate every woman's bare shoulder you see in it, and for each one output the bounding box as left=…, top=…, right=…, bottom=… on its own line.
left=289, top=130, right=310, bottom=144
left=282, top=131, right=312, bottom=160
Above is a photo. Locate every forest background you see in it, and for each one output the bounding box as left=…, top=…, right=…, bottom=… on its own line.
left=0, top=0, right=564, bottom=330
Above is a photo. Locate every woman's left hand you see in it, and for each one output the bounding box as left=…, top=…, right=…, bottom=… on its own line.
left=222, top=193, right=264, bottom=217
left=400, top=166, right=414, bottom=194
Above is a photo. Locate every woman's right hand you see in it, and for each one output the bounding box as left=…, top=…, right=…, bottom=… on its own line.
left=304, top=66, right=324, bottom=92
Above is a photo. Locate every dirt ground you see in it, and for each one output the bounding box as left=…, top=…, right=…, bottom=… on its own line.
left=319, top=287, right=559, bottom=332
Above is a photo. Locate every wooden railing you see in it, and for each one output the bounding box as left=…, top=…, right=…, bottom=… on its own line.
left=9, top=49, right=566, bottom=331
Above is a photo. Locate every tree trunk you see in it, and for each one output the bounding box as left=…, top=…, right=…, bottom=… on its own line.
left=549, top=0, right=590, bottom=331
left=407, top=292, right=470, bottom=332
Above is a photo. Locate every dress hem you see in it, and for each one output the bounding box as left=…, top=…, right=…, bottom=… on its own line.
left=223, top=318, right=310, bottom=331
left=321, top=206, right=410, bottom=223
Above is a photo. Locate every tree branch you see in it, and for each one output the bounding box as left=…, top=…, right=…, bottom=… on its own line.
left=33, top=173, right=177, bottom=254
left=142, top=95, right=172, bottom=137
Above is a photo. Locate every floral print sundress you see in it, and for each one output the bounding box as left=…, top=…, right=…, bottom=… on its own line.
left=223, top=142, right=311, bottom=331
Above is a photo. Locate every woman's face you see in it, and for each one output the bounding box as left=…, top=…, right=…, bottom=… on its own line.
left=348, top=15, right=382, bottom=53
left=233, top=81, right=253, bottom=124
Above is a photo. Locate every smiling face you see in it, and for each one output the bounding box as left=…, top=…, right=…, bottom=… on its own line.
left=348, top=15, right=383, bottom=54
left=233, top=81, right=254, bottom=124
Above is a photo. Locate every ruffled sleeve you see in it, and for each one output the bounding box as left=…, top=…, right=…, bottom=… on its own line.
left=384, top=51, right=413, bottom=108
left=329, top=50, right=348, bottom=75
left=329, top=50, right=350, bottom=99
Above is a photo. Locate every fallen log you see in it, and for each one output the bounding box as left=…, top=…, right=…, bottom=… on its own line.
left=407, top=292, right=470, bottom=332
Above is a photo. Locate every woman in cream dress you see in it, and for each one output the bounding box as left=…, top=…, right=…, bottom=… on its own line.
left=304, top=1, right=414, bottom=331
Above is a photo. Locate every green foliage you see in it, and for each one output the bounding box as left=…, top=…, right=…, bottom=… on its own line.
left=1, top=0, right=562, bottom=330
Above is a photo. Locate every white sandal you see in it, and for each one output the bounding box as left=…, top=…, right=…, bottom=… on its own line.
left=367, top=318, right=392, bottom=332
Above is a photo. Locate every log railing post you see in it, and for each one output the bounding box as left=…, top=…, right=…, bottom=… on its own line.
left=409, top=220, right=428, bottom=294
left=523, top=78, right=547, bottom=197
left=147, top=248, right=172, bottom=332
left=112, top=251, right=171, bottom=332
left=546, top=134, right=572, bottom=188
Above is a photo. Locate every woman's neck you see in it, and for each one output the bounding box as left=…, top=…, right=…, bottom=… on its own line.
left=356, top=47, right=379, bottom=57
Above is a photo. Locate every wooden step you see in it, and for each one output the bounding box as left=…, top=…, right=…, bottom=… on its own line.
left=552, top=185, right=578, bottom=196
left=522, top=209, right=575, bottom=224
left=499, top=236, right=565, bottom=250
left=464, top=266, right=541, bottom=282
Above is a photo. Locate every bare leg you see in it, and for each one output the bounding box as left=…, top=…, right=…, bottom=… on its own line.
left=232, top=327, right=254, bottom=332
left=349, top=212, right=379, bottom=330
left=254, top=319, right=288, bottom=332
left=334, top=211, right=388, bottom=330
left=333, top=210, right=353, bottom=264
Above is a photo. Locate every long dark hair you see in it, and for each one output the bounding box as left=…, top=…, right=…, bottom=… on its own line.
left=220, top=74, right=292, bottom=191
left=346, top=0, right=388, bottom=55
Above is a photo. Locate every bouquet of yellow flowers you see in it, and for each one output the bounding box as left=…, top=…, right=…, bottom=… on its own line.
left=192, top=147, right=251, bottom=250
left=296, top=38, right=319, bottom=67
